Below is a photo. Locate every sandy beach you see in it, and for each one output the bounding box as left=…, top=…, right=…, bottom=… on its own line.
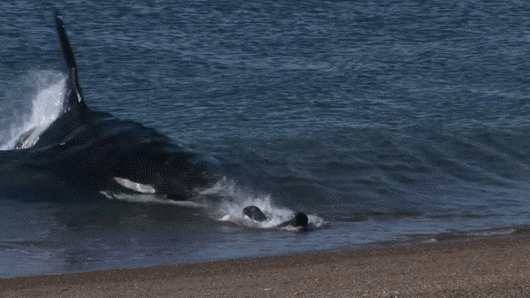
left=2, top=234, right=530, bottom=297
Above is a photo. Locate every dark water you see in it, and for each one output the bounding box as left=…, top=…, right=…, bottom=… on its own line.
left=2, top=0, right=530, bottom=278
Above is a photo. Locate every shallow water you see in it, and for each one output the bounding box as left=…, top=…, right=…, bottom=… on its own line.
left=2, top=0, right=530, bottom=278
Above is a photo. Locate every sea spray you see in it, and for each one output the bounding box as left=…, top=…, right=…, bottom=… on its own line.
left=203, top=178, right=326, bottom=229
left=0, top=71, right=65, bottom=150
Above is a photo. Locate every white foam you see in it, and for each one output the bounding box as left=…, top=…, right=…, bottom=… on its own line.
left=203, top=178, right=326, bottom=230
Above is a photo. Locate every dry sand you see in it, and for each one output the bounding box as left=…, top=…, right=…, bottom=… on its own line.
left=2, top=234, right=530, bottom=297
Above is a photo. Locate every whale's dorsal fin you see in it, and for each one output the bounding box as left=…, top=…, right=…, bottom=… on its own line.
left=54, top=13, right=88, bottom=117
left=21, top=13, right=92, bottom=149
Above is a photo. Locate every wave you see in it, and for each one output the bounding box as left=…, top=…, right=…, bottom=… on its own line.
left=3, top=72, right=530, bottom=229
left=215, top=123, right=530, bottom=223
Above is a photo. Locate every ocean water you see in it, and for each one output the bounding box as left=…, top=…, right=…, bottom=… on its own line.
left=2, top=0, right=530, bottom=278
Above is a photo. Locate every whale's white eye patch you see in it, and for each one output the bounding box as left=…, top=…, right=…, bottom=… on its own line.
left=113, top=177, right=156, bottom=194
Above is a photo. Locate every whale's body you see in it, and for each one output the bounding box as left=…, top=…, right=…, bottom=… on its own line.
left=1, top=15, right=217, bottom=203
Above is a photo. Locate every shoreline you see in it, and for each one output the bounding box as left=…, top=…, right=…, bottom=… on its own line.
left=2, top=233, right=530, bottom=297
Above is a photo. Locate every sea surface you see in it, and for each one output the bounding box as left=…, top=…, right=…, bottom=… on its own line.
left=2, top=0, right=530, bottom=278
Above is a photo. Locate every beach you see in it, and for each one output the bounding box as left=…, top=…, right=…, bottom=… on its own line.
left=2, top=234, right=530, bottom=297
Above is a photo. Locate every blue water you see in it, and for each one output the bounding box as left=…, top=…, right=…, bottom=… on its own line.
left=2, top=0, right=530, bottom=278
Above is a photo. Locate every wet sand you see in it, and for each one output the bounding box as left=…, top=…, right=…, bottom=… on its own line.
left=2, top=234, right=530, bottom=297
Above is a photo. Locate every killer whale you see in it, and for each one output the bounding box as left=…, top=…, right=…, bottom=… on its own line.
left=1, top=14, right=218, bottom=203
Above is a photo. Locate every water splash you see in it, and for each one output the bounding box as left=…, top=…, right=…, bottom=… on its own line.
left=203, top=178, right=326, bottom=229
left=1, top=71, right=65, bottom=150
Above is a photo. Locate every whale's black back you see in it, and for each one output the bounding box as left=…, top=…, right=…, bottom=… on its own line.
left=3, top=14, right=217, bottom=202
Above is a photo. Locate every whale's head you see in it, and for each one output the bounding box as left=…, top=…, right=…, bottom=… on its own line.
left=100, top=139, right=219, bottom=203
